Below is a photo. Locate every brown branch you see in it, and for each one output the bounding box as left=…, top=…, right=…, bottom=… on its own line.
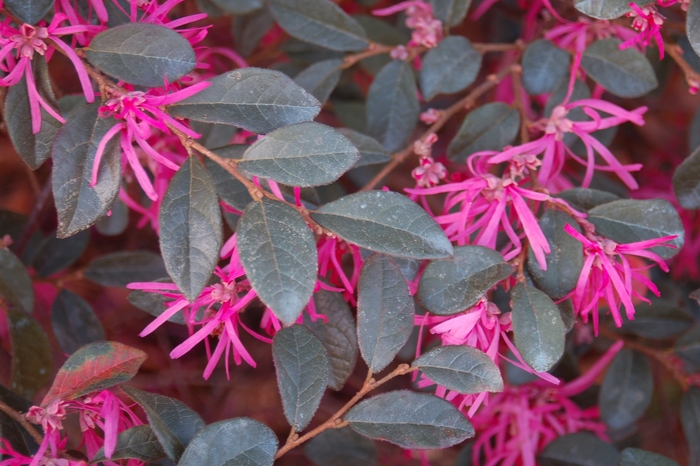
left=0, top=400, right=44, bottom=445
left=341, top=43, right=400, bottom=69
left=665, top=41, right=700, bottom=94
left=509, top=64, right=530, bottom=144
left=473, top=41, right=525, bottom=54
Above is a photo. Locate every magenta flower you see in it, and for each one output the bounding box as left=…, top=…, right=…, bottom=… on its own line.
left=619, top=3, right=665, bottom=59
left=546, top=17, right=637, bottom=53
left=317, top=236, right=363, bottom=303
left=373, top=1, right=443, bottom=48
left=412, top=156, right=447, bottom=188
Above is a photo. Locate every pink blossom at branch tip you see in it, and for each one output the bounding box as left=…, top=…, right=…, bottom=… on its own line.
left=619, top=3, right=665, bottom=59
left=420, top=108, right=442, bottom=124
left=412, top=156, right=447, bottom=188
left=546, top=17, right=639, bottom=54
left=373, top=1, right=442, bottom=48
left=317, top=236, right=363, bottom=303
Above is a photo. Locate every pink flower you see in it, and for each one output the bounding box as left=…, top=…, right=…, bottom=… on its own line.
left=316, top=236, right=363, bottom=303
left=390, top=44, right=409, bottom=60
left=412, top=156, right=447, bottom=188
left=546, top=18, right=637, bottom=53
left=420, top=108, right=442, bottom=124
left=619, top=3, right=665, bottom=59
left=373, top=1, right=443, bottom=48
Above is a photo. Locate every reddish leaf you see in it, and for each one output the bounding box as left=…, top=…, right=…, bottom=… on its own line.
left=41, top=341, right=147, bottom=407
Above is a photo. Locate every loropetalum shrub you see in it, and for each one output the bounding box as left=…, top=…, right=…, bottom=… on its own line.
left=2, top=0, right=700, bottom=464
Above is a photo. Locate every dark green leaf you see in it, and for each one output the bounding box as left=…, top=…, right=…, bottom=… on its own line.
left=305, top=427, right=377, bottom=466
left=367, top=60, right=420, bottom=153
left=51, top=289, right=105, bottom=355
left=170, top=68, right=321, bottom=134
left=674, top=145, right=700, bottom=210
left=522, top=40, right=570, bottom=95
left=573, top=0, right=630, bottom=19
left=178, top=418, right=278, bottom=466
left=238, top=199, right=317, bottom=325
left=32, top=229, right=89, bottom=277
left=190, top=121, right=237, bottom=150
left=619, top=448, right=680, bottom=466
left=304, top=289, right=358, bottom=390
left=511, top=283, right=565, bottom=372
left=273, top=325, right=329, bottom=430
left=312, top=191, right=453, bottom=259
left=52, top=103, right=121, bottom=238
left=412, top=345, right=503, bottom=394
left=5, top=57, right=61, bottom=170
left=93, top=425, right=166, bottom=463
left=212, top=0, right=264, bottom=14
left=555, top=188, right=620, bottom=211
left=128, top=283, right=187, bottom=325
left=0, top=249, right=34, bottom=313
left=354, top=15, right=408, bottom=75
left=269, top=0, right=369, bottom=52
left=41, top=341, right=147, bottom=406
left=682, top=387, right=700, bottom=466
left=447, top=103, right=520, bottom=164
left=5, top=0, right=54, bottom=24
left=527, top=210, right=583, bottom=300
left=688, top=0, right=700, bottom=58
left=617, top=300, right=693, bottom=339
left=0, top=210, right=27, bottom=244
left=159, top=156, right=222, bottom=301
left=674, top=326, right=700, bottom=371
left=581, top=39, right=658, bottom=98
left=238, top=122, right=360, bottom=187
left=558, top=299, right=576, bottom=333
left=294, top=59, right=343, bottom=104
left=599, top=349, right=653, bottom=430
left=86, top=23, right=196, bottom=87
left=205, top=144, right=253, bottom=211
left=357, top=254, right=415, bottom=372
left=333, top=100, right=367, bottom=133
left=588, top=198, right=684, bottom=259
left=430, top=0, right=471, bottom=26
left=121, top=386, right=205, bottom=462
left=345, top=390, right=474, bottom=449
left=96, top=198, right=129, bottom=236
left=539, top=433, right=619, bottom=466
left=418, top=246, right=511, bottom=316
left=338, top=129, right=391, bottom=168
left=233, top=7, right=275, bottom=57
left=84, top=251, right=167, bottom=287
left=420, top=36, right=481, bottom=100
left=0, top=385, right=36, bottom=457
left=6, top=307, right=52, bottom=399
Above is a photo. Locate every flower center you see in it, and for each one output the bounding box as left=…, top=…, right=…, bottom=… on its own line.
left=544, top=105, right=573, bottom=141
left=12, top=24, right=49, bottom=59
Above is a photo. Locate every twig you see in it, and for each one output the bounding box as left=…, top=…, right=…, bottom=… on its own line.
left=0, top=399, right=44, bottom=445
left=665, top=41, right=700, bottom=94
left=341, top=43, right=398, bottom=69
left=509, top=64, right=530, bottom=144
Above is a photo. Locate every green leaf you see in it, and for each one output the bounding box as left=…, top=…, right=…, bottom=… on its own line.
left=233, top=7, right=275, bottom=57
left=159, top=156, right=222, bottom=301
left=682, top=387, right=700, bottom=466
left=93, top=425, right=166, bottom=463
left=304, top=289, right=358, bottom=390
left=367, top=60, right=420, bottom=153
left=273, top=325, right=329, bottom=430
left=305, top=427, right=377, bottom=466
left=0, top=210, right=27, bottom=244
left=581, top=39, right=658, bottom=98
left=555, top=188, right=620, bottom=211
left=418, top=246, right=511, bottom=316
left=170, top=68, right=321, bottom=134
left=573, top=0, right=630, bottom=19
left=539, top=433, right=619, bottom=466
left=238, top=122, right=360, bottom=187
left=338, top=129, right=391, bottom=168
left=86, top=23, right=196, bottom=87
left=4, top=0, right=54, bottom=24
left=619, top=448, right=680, bottom=466
left=430, top=0, right=472, bottom=26
left=447, top=103, right=520, bottom=164
left=269, top=0, right=369, bottom=52
left=526, top=210, right=583, bottom=300
left=212, top=0, right=264, bottom=14
left=354, top=15, right=408, bottom=75
left=41, top=341, right=147, bottom=406
left=522, top=40, right=570, bottom=95
left=238, top=199, right=317, bottom=325
left=84, top=251, right=167, bottom=287
left=688, top=0, right=700, bottom=58
left=6, top=307, right=52, bottom=399
left=294, top=59, right=343, bottom=104
left=673, top=145, right=700, bottom=210
left=617, top=300, right=694, bottom=339
left=178, top=418, right=278, bottom=466
left=0, top=249, right=34, bottom=313
left=96, top=198, right=129, bottom=236
left=205, top=144, right=253, bottom=211
left=357, top=254, right=415, bottom=372
left=51, top=289, right=105, bottom=355
left=419, top=36, right=481, bottom=100
left=675, top=326, right=700, bottom=371
left=0, top=384, right=37, bottom=457
left=511, top=283, right=565, bottom=372
left=588, top=198, right=684, bottom=259
left=312, top=191, right=453, bottom=259
left=32, top=229, right=89, bottom=277
left=5, top=57, right=62, bottom=170
left=599, top=349, right=653, bottom=430
left=121, top=386, right=205, bottom=462
left=190, top=121, right=238, bottom=150
left=345, top=390, right=474, bottom=449
left=52, top=103, right=121, bottom=238
left=412, top=345, right=503, bottom=394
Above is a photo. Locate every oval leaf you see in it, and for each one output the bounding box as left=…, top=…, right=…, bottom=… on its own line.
left=539, top=433, right=619, bottom=466
left=522, top=40, right=570, bottom=95
left=121, top=386, right=205, bottom=462
left=238, top=199, right=318, bottom=325
left=682, top=387, right=700, bottom=466
left=294, top=59, right=343, bottom=104
left=619, top=448, right=680, bottom=466
left=673, top=145, right=700, bottom=210
left=357, top=254, right=415, bottom=373
left=51, top=289, right=105, bottom=355
left=345, top=390, right=474, bottom=449
left=41, top=341, right=147, bottom=406
left=420, top=36, right=482, bottom=100
left=511, top=283, right=566, bottom=372
left=178, top=418, right=278, bottom=466
left=311, top=191, right=453, bottom=260
left=96, top=198, right=129, bottom=236
left=599, top=349, right=653, bottom=430
left=205, top=144, right=253, bottom=211
left=170, top=68, right=321, bottom=134
left=32, top=229, right=89, bottom=277
left=0, top=385, right=37, bottom=457
left=84, top=251, right=167, bottom=287
left=5, top=0, right=54, bottom=24
left=338, top=129, right=391, bottom=168
left=52, top=103, right=121, bottom=238
left=273, top=325, right=329, bottom=430
left=305, top=427, right=378, bottom=466
left=7, top=307, right=52, bottom=399
left=159, top=156, right=222, bottom=301
left=555, top=187, right=620, bottom=211
left=418, top=246, right=511, bottom=315
left=0, top=249, right=34, bottom=313
left=238, top=122, right=360, bottom=187
left=617, top=300, right=693, bottom=340
left=86, top=23, right=196, bottom=87
left=367, top=60, right=420, bottom=153
left=412, top=345, right=503, bottom=394
left=580, top=39, right=658, bottom=98
left=430, top=0, right=472, bottom=26
left=93, top=425, right=166, bottom=463
left=573, top=0, right=630, bottom=19
left=447, top=103, right=520, bottom=163
left=269, top=0, right=368, bottom=52
left=688, top=0, right=700, bottom=58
